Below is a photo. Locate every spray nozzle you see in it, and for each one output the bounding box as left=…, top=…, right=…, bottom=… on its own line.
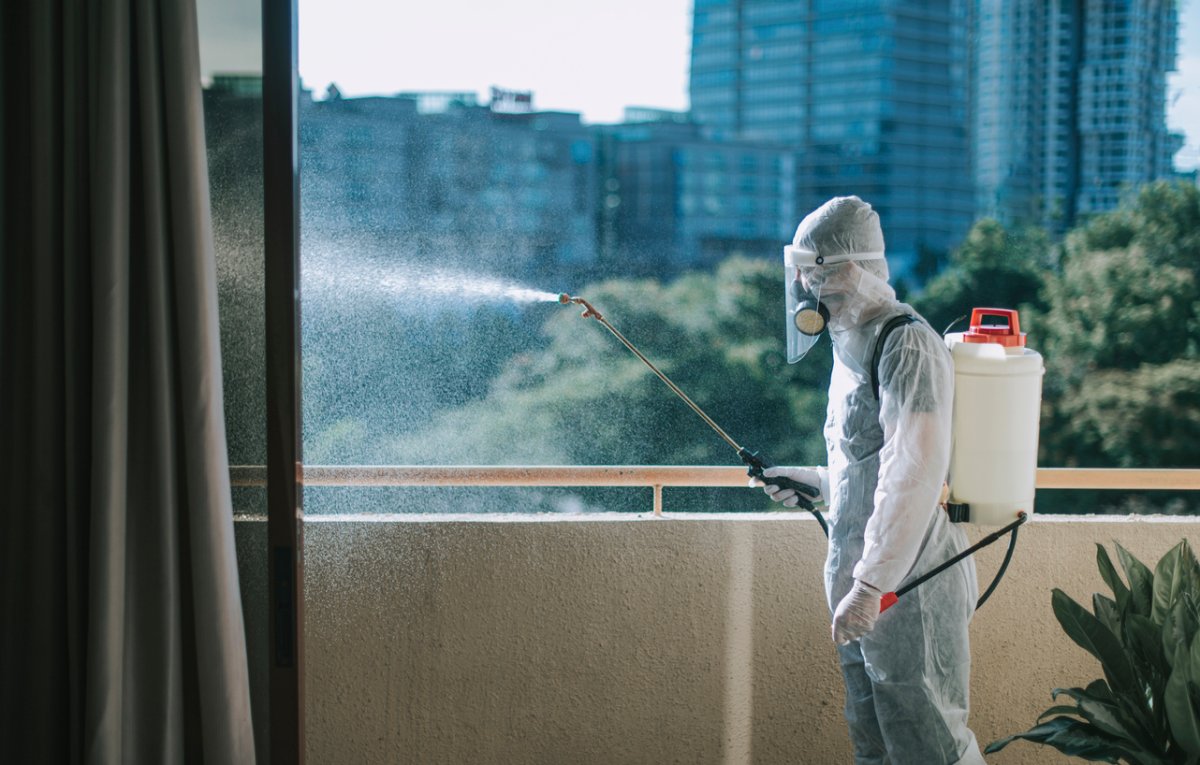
left=558, top=292, right=604, bottom=321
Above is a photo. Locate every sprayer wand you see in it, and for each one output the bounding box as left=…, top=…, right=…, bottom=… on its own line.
left=559, top=293, right=825, bottom=525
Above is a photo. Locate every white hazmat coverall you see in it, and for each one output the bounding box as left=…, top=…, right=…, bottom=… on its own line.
left=761, top=197, right=985, bottom=765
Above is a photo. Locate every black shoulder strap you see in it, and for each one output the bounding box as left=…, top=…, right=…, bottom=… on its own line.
left=872, top=314, right=918, bottom=401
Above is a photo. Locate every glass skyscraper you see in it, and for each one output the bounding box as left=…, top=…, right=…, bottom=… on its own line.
left=974, top=0, right=1181, bottom=232
left=690, top=0, right=974, bottom=274
left=595, top=112, right=797, bottom=274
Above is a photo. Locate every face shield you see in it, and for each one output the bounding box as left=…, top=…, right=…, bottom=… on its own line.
left=783, top=260, right=895, bottom=362
left=786, top=268, right=829, bottom=363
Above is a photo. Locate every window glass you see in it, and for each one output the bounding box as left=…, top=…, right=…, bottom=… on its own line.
left=199, top=3, right=266, bottom=508
left=291, top=0, right=1199, bottom=516
left=196, top=0, right=270, bottom=760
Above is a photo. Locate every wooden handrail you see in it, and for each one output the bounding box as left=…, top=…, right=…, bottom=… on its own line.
left=229, top=465, right=1200, bottom=491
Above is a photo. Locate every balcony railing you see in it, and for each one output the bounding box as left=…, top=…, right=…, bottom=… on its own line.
left=230, top=466, right=1200, bottom=515
left=231, top=474, right=1200, bottom=764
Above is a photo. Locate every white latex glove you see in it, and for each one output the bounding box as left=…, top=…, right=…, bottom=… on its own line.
left=832, top=580, right=882, bottom=645
left=748, top=466, right=823, bottom=508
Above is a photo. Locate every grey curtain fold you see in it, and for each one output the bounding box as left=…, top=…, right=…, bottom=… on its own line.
left=1, top=0, right=257, bottom=762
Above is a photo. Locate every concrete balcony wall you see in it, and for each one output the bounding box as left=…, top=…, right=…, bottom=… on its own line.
left=235, top=515, right=1200, bottom=764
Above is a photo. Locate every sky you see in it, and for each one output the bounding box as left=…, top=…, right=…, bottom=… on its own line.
left=198, top=0, right=1200, bottom=170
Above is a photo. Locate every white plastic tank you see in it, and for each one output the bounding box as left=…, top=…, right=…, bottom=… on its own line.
left=944, top=308, right=1044, bottom=525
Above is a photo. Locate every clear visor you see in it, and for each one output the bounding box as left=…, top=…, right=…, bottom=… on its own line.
left=797, top=261, right=855, bottom=291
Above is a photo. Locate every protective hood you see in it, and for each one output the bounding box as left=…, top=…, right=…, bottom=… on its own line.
left=784, top=196, right=887, bottom=268
left=783, top=196, right=894, bottom=363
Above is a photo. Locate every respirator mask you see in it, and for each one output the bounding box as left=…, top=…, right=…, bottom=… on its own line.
left=786, top=268, right=830, bottom=363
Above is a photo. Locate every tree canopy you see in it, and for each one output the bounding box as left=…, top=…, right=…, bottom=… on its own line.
left=1035, top=182, right=1200, bottom=512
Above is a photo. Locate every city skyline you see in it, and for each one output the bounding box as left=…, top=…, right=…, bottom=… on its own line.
left=199, top=0, right=1200, bottom=170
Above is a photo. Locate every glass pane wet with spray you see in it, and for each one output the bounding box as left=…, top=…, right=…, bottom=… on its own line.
left=297, top=1, right=1200, bottom=515
left=200, top=2, right=268, bottom=514
left=197, top=1, right=272, bottom=761
left=297, top=0, right=828, bottom=514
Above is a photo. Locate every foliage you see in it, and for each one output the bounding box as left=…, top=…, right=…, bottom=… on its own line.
left=1047, top=182, right=1200, bottom=378
left=1048, top=360, right=1200, bottom=470
left=986, top=540, right=1200, bottom=763
left=1070, top=182, right=1200, bottom=271
left=910, top=218, right=1050, bottom=336
left=1037, top=247, right=1198, bottom=381
left=302, top=293, right=543, bottom=464
left=1033, top=183, right=1200, bottom=513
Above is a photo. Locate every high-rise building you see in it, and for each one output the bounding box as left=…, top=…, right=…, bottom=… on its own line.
left=973, top=0, right=1182, bottom=232
left=689, top=0, right=974, bottom=275
left=298, top=91, right=599, bottom=279
left=595, top=109, right=796, bottom=275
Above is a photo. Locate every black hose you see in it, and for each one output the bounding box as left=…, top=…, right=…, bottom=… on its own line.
left=813, top=510, right=829, bottom=537
left=976, top=520, right=1021, bottom=609
left=893, top=512, right=1028, bottom=606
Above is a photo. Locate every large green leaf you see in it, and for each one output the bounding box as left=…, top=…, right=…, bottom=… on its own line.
left=1040, top=704, right=1090, bottom=721
left=1164, top=598, right=1199, bottom=670
left=1166, top=643, right=1200, bottom=755
left=1191, top=631, right=1200, bottom=688
left=1122, top=613, right=1171, bottom=746
left=1154, top=540, right=1199, bottom=625
left=1095, top=593, right=1123, bottom=635
left=984, top=716, right=1143, bottom=762
left=1099, top=544, right=1132, bottom=612
left=1125, top=613, right=1170, bottom=686
left=1054, top=588, right=1140, bottom=698
left=1051, top=686, right=1141, bottom=745
left=1087, top=679, right=1117, bottom=703
left=1118, top=544, right=1156, bottom=619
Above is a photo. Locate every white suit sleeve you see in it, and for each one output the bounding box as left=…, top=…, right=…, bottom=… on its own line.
left=852, top=323, right=953, bottom=592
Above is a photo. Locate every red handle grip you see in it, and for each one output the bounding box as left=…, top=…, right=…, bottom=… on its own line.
left=969, top=307, right=1020, bottom=336
left=879, top=592, right=899, bottom=612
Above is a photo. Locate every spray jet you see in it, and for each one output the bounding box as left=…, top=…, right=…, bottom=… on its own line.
left=558, top=292, right=827, bottom=533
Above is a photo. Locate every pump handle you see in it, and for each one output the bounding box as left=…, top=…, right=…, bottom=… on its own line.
left=738, top=448, right=820, bottom=512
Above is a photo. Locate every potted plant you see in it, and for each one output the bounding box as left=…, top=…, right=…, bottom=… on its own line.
left=986, top=540, right=1200, bottom=764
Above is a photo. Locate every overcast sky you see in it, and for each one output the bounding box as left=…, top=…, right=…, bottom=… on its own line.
left=198, top=0, right=1200, bottom=170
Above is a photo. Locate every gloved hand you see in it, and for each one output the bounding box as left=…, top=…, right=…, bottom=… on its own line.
left=749, top=466, right=823, bottom=508
left=832, top=580, right=882, bottom=645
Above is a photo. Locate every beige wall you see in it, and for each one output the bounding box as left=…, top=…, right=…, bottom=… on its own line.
left=235, top=515, right=1200, bottom=764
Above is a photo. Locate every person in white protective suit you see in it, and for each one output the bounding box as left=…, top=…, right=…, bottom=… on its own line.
left=752, top=196, right=985, bottom=765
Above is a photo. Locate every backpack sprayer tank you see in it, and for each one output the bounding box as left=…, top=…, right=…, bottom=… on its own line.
left=944, top=308, right=1045, bottom=526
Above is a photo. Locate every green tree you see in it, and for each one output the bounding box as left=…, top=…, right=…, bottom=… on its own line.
left=1073, top=181, right=1200, bottom=269
left=910, top=218, right=1051, bottom=336
left=1036, top=182, right=1200, bottom=513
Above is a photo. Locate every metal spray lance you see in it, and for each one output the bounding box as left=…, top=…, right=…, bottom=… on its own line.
left=558, top=293, right=1032, bottom=614
left=558, top=293, right=826, bottom=531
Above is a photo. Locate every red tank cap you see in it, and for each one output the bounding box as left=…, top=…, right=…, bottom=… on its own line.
left=962, top=307, right=1026, bottom=348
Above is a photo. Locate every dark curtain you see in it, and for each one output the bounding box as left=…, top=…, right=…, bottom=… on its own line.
left=0, top=0, right=256, bottom=761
